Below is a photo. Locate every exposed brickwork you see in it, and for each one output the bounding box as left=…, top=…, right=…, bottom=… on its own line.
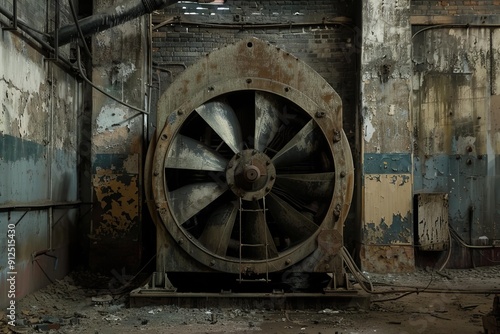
left=411, top=0, right=500, bottom=16
left=152, top=1, right=358, bottom=139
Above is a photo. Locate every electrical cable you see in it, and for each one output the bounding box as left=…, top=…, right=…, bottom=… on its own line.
left=68, top=0, right=92, bottom=58
left=340, top=245, right=500, bottom=302
left=437, top=227, right=452, bottom=272
left=76, top=46, right=148, bottom=114
left=341, top=246, right=373, bottom=292
left=450, top=226, right=499, bottom=249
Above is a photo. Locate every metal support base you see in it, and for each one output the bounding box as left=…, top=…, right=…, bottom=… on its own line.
left=136, top=272, right=177, bottom=292
left=130, top=278, right=369, bottom=310
left=130, top=290, right=370, bottom=310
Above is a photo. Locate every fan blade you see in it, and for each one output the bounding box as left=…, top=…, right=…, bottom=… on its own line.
left=275, top=172, right=334, bottom=200
left=254, top=92, right=282, bottom=152
left=266, top=193, right=318, bottom=242
left=271, top=119, right=318, bottom=167
left=242, top=201, right=279, bottom=259
left=199, top=201, right=238, bottom=256
left=168, top=182, right=228, bottom=224
left=166, top=134, right=228, bottom=172
left=195, top=101, right=243, bottom=154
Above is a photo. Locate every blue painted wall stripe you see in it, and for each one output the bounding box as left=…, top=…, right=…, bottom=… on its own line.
left=364, top=153, right=412, bottom=174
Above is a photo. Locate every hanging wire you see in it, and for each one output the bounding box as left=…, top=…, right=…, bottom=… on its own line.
left=76, top=46, right=148, bottom=114
left=68, top=0, right=92, bottom=58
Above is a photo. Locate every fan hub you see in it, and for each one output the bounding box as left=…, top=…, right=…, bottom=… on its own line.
left=226, top=149, right=276, bottom=201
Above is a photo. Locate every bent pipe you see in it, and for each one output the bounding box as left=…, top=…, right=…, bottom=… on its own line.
left=56, top=0, right=175, bottom=46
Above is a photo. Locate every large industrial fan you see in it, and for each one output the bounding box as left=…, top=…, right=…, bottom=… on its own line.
left=145, top=38, right=354, bottom=292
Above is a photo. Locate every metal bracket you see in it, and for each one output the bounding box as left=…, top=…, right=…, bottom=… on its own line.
left=324, top=273, right=353, bottom=293
left=2, top=0, right=17, bottom=31
left=149, top=271, right=177, bottom=292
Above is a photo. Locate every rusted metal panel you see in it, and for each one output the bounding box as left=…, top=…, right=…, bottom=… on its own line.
left=91, top=156, right=140, bottom=227
left=360, top=245, right=415, bottom=273
left=90, top=154, right=142, bottom=272
left=416, top=193, right=449, bottom=251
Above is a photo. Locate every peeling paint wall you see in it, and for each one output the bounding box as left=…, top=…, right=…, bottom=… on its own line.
left=0, top=1, right=81, bottom=308
left=360, top=0, right=415, bottom=272
left=89, top=0, right=147, bottom=273
left=412, top=26, right=500, bottom=267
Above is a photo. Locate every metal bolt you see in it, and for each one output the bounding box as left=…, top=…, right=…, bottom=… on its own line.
left=333, top=203, right=341, bottom=218
left=315, top=111, right=326, bottom=118
left=210, top=260, right=215, bottom=266
left=161, top=134, right=168, bottom=140
left=153, top=171, right=159, bottom=176
left=178, top=238, right=184, bottom=245
left=177, top=109, right=184, bottom=115
left=266, top=160, right=271, bottom=166
left=332, top=130, right=341, bottom=143
left=265, top=187, right=271, bottom=192
left=285, top=259, right=291, bottom=265
left=340, top=171, right=346, bottom=178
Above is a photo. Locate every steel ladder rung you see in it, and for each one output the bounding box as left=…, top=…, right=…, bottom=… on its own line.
left=238, top=197, right=270, bottom=283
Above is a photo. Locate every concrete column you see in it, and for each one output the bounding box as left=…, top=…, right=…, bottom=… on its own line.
left=89, top=0, right=148, bottom=273
left=359, top=0, right=414, bottom=272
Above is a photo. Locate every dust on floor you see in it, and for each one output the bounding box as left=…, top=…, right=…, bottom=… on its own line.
left=2, top=266, right=499, bottom=334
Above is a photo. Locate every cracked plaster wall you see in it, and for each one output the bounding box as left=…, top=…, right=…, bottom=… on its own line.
left=0, top=1, right=81, bottom=308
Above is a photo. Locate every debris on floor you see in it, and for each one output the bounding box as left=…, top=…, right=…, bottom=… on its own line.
left=1, top=266, right=499, bottom=333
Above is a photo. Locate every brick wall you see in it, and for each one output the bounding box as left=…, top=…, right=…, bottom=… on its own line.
left=151, top=0, right=358, bottom=140
left=411, top=0, right=500, bottom=16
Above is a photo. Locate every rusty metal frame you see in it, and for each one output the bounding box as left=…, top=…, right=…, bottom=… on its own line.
left=147, top=38, right=354, bottom=277
left=1, top=0, right=17, bottom=31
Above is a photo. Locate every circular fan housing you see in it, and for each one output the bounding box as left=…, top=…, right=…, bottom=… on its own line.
left=148, top=38, right=353, bottom=275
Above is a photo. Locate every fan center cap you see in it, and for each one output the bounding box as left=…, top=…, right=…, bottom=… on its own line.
left=243, top=165, right=261, bottom=182
left=226, top=150, right=276, bottom=201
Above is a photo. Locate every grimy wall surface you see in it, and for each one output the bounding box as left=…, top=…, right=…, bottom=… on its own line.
left=360, top=0, right=500, bottom=272
left=0, top=1, right=81, bottom=308
left=359, top=0, right=414, bottom=272
left=411, top=0, right=500, bottom=268
left=88, top=0, right=148, bottom=273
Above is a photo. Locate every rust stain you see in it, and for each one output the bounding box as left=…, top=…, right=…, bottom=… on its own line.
left=92, top=169, right=139, bottom=237
left=360, top=245, right=415, bottom=273
left=195, top=72, right=203, bottom=84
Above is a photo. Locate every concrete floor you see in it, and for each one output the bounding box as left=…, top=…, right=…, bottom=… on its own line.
left=3, top=265, right=500, bottom=334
